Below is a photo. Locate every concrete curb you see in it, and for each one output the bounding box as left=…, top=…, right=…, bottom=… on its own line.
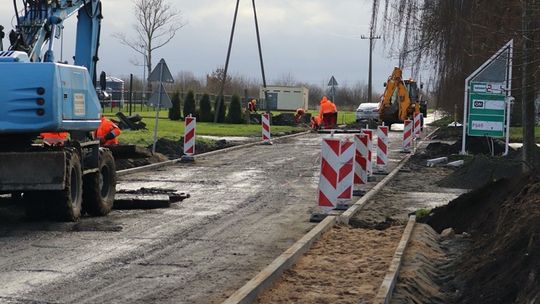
left=222, top=216, right=337, bottom=304
left=374, top=215, right=416, bottom=304
left=117, top=130, right=311, bottom=177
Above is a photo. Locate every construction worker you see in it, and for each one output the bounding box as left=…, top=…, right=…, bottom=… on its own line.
left=40, top=132, right=69, bottom=146
left=294, top=108, right=305, bottom=123
left=95, top=115, right=121, bottom=145
left=319, top=96, right=338, bottom=128
left=311, top=116, right=322, bottom=130
left=248, top=99, right=257, bottom=113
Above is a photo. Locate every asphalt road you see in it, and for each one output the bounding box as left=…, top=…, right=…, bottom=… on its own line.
left=0, top=127, right=413, bottom=304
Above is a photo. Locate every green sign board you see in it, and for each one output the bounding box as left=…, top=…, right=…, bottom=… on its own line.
left=467, top=82, right=506, bottom=137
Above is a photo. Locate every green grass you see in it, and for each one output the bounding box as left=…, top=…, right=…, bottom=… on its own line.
left=305, top=110, right=357, bottom=125
left=509, top=126, right=540, bottom=142
left=114, top=116, right=306, bottom=146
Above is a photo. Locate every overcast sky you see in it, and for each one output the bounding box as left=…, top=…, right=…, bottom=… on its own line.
left=0, top=0, right=406, bottom=91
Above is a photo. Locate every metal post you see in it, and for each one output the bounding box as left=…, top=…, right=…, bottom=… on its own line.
left=151, top=64, right=164, bottom=154
left=215, top=0, right=240, bottom=123
left=252, top=0, right=269, bottom=113
left=361, top=34, right=381, bottom=104
left=521, top=0, right=536, bottom=171
left=461, top=86, right=468, bottom=155
left=129, top=74, right=133, bottom=116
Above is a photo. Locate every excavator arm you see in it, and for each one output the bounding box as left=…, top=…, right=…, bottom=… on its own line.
left=10, top=0, right=102, bottom=82
left=379, top=67, right=416, bottom=124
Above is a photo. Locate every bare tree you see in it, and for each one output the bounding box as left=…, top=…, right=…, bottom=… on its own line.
left=114, top=0, right=185, bottom=92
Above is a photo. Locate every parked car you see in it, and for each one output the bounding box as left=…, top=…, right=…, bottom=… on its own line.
left=355, top=103, right=380, bottom=122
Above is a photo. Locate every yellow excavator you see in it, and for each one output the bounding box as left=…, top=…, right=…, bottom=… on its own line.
left=378, top=67, right=426, bottom=129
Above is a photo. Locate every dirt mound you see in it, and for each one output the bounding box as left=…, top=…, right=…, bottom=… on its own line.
left=115, top=153, right=168, bottom=170
left=437, top=154, right=522, bottom=189
left=148, top=137, right=234, bottom=160
left=422, top=175, right=540, bottom=304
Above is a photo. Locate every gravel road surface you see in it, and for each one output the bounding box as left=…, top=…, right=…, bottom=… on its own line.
left=0, top=129, right=407, bottom=304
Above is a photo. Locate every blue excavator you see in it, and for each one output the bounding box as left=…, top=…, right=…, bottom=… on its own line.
left=0, top=0, right=116, bottom=221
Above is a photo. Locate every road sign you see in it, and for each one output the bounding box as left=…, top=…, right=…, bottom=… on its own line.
left=149, top=58, right=175, bottom=154
left=148, top=83, right=172, bottom=109
left=328, top=76, right=338, bottom=103
left=149, top=59, right=174, bottom=83
left=462, top=40, right=513, bottom=155
left=467, top=82, right=507, bottom=137
left=328, top=76, right=338, bottom=87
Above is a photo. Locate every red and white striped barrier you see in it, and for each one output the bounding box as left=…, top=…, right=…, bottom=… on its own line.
left=318, top=138, right=341, bottom=212
left=262, top=113, right=271, bottom=143
left=362, top=129, right=373, bottom=175
left=354, top=134, right=369, bottom=187
left=376, top=126, right=389, bottom=171
left=402, top=119, right=413, bottom=152
left=184, top=116, right=196, bottom=156
left=337, top=139, right=355, bottom=200
left=413, top=112, right=422, bottom=138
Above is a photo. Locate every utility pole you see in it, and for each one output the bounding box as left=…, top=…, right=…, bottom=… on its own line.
left=521, top=0, right=537, bottom=172
left=252, top=0, right=269, bottom=113
left=361, top=33, right=381, bottom=104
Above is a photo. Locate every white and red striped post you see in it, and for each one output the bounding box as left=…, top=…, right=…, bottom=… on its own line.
left=261, top=113, right=271, bottom=144
left=337, top=138, right=355, bottom=201
left=402, top=119, right=413, bottom=152
left=376, top=126, right=389, bottom=172
left=183, top=116, right=196, bottom=157
left=413, top=112, right=422, bottom=138
left=318, top=138, right=341, bottom=213
left=362, top=129, right=373, bottom=175
left=353, top=134, right=369, bottom=188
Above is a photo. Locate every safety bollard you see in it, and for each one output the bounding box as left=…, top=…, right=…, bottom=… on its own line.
left=402, top=119, right=413, bottom=153
left=353, top=133, right=369, bottom=196
left=261, top=113, right=272, bottom=145
left=316, top=137, right=341, bottom=215
left=181, top=115, right=196, bottom=162
left=413, top=112, right=422, bottom=138
left=336, top=138, right=355, bottom=209
left=361, top=129, right=373, bottom=176
left=376, top=126, right=389, bottom=173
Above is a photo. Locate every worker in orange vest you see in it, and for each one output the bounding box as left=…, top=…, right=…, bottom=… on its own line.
left=95, top=115, right=121, bottom=145
left=311, top=116, right=322, bottom=130
left=294, top=108, right=306, bottom=123
left=318, top=96, right=338, bottom=128
left=248, top=99, right=257, bottom=113
left=40, top=132, right=69, bottom=146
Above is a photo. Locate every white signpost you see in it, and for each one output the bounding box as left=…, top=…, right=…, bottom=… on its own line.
left=149, top=59, right=174, bottom=154
left=462, top=40, right=513, bottom=156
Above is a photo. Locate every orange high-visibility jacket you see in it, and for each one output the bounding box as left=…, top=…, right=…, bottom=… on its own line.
left=41, top=132, right=69, bottom=145
left=319, top=97, right=336, bottom=117
left=96, top=116, right=121, bottom=145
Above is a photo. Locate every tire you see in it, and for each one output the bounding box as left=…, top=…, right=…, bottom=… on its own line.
left=52, top=151, right=83, bottom=221
left=83, top=149, right=116, bottom=216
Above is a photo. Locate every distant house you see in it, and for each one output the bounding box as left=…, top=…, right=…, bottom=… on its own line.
left=259, top=86, right=309, bottom=111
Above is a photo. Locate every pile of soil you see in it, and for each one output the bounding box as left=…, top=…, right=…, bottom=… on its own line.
left=115, top=138, right=235, bottom=170
left=422, top=175, right=540, bottom=304
left=272, top=113, right=312, bottom=125
left=148, top=137, right=234, bottom=160
left=437, top=154, right=522, bottom=189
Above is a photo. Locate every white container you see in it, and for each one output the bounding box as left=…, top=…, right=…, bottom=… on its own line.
left=260, top=85, right=309, bottom=111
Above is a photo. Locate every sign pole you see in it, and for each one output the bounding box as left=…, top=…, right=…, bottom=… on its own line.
left=461, top=85, right=468, bottom=155
left=151, top=64, right=164, bottom=154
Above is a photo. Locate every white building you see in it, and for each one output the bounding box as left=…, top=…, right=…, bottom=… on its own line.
left=260, top=86, right=309, bottom=111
